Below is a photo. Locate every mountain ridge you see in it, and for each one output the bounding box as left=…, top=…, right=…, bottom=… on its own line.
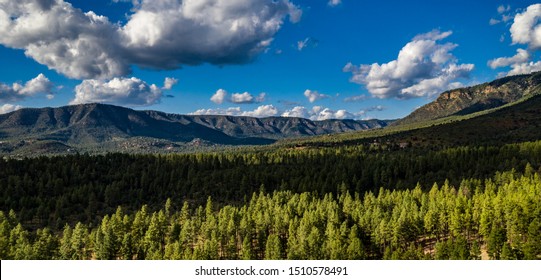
left=0, top=103, right=390, bottom=155
left=395, top=71, right=541, bottom=126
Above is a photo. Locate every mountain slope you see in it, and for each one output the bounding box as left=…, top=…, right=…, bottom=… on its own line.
left=290, top=92, right=541, bottom=149
left=0, top=103, right=390, bottom=155
left=395, top=71, right=541, bottom=126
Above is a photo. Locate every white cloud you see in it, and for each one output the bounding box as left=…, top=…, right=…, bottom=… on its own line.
left=490, top=5, right=541, bottom=76
left=0, top=1, right=127, bottom=80
left=297, top=37, right=318, bottom=51
left=162, top=77, right=178, bottom=90
left=506, top=61, right=541, bottom=76
left=316, top=108, right=353, bottom=120
left=328, top=0, right=342, bottom=7
left=282, top=106, right=361, bottom=120
left=191, top=104, right=364, bottom=120
left=71, top=77, right=166, bottom=106
left=112, top=0, right=140, bottom=6
left=343, top=30, right=474, bottom=99
left=0, top=74, right=54, bottom=103
left=400, top=64, right=474, bottom=97
left=0, top=0, right=302, bottom=79
left=191, top=107, right=242, bottom=116
left=231, top=92, right=254, bottom=104
left=281, top=106, right=310, bottom=118
left=304, top=89, right=330, bottom=103
left=230, top=92, right=266, bottom=104
left=491, top=5, right=513, bottom=26
left=190, top=104, right=278, bottom=118
left=490, top=18, right=501, bottom=25
left=412, top=30, right=453, bottom=41
left=498, top=4, right=511, bottom=14
left=488, top=48, right=531, bottom=68
left=242, top=105, right=279, bottom=117
left=297, top=38, right=309, bottom=51
left=510, top=4, right=541, bottom=49
left=0, top=104, right=23, bottom=114
left=211, top=89, right=266, bottom=104
left=211, top=89, right=228, bottom=104
left=502, top=14, right=513, bottom=23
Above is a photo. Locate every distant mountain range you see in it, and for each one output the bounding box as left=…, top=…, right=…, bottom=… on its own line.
left=0, top=103, right=389, bottom=155
left=3, top=71, right=541, bottom=155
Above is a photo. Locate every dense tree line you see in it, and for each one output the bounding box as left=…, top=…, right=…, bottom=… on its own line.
left=1, top=169, right=540, bottom=260
left=2, top=141, right=541, bottom=229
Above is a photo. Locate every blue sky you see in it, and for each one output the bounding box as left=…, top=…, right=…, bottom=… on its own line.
left=1, top=0, right=541, bottom=120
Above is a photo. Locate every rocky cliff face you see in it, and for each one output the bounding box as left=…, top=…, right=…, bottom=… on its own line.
left=395, top=71, right=541, bottom=125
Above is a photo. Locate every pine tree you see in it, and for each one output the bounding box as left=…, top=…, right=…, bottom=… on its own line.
left=346, top=225, right=365, bottom=259
left=0, top=211, right=12, bottom=259
left=265, top=234, right=282, bottom=260
left=524, top=218, right=541, bottom=259
left=59, top=224, right=73, bottom=259
left=241, top=234, right=253, bottom=260
left=487, top=224, right=506, bottom=260
left=32, top=228, right=57, bottom=260
left=71, top=222, right=88, bottom=260
left=10, top=224, right=32, bottom=259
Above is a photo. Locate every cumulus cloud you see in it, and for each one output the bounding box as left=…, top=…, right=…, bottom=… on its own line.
left=488, top=48, right=531, bottom=68
left=70, top=77, right=173, bottom=106
left=242, top=104, right=279, bottom=117
left=191, top=107, right=243, bottom=116
left=490, top=4, right=541, bottom=76
left=191, top=104, right=363, bottom=120
left=281, top=106, right=310, bottom=118
left=211, top=89, right=266, bottom=104
left=0, top=0, right=302, bottom=79
left=191, top=104, right=279, bottom=118
left=315, top=107, right=354, bottom=120
left=230, top=92, right=266, bottom=104
left=281, top=106, right=359, bottom=120
left=0, top=104, right=23, bottom=114
left=343, top=30, right=474, bottom=99
left=162, top=77, right=178, bottom=90
left=510, top=4, right=541, bottom=49
left=0, top=74, right=54, bottom=103
left=0, top=0, right=127, bottom=80
left=506, top=61, right=541, bottom=76
left=304, top=89, right=330, bottom=103
left=210, top=89, right=228, bottom=105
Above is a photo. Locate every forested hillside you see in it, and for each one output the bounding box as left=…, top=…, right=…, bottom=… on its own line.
left=1, top=168, right=540, bottom=260
left=3, top=141, right=541, bottom=228
left=1, top=141, right=541, bottom=259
